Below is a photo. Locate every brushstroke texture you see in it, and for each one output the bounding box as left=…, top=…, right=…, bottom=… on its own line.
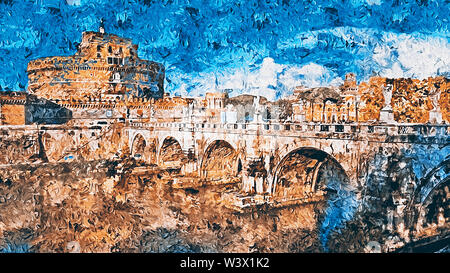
left=0, top=0, right=448, bottom=100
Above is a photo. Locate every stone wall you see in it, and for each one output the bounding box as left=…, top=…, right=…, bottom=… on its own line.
left=0, top=122, right=126, bottom=165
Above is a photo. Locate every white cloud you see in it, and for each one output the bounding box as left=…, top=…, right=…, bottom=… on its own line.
left=365, top=0, right=382, bottom=5
left=348, top=0, right=382, bottom=6
left=382, top=62, right=405, bottom=79
left=296, top=63, right=330, bottom=87
left=66, top=0, right=81, bottom=6
left=173, top=58, right=341, bottom=100
left=374, top=33, right=450, bottom=79
left=372, top=44, right=392, bottom=67
left=278, top=62, right=341, bottom=90
left=251, top=57, right=284, bottom=88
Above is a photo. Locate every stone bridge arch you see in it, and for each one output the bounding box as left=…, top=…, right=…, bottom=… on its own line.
left=131, top=133, right=146, bottom=158
left=407, top=158, right=450, bottom=237
left=158, top=136, right=186, bottom=169
left=270, top=146, right=350, bottom=202
left=199, top=139, right=242, bottom=181
left=144, top=138, right=158, bottom=165
left=130, top=133, right=158, bottom=164
left=129, top=130, right=148, bottom=151
left=157, top=133, right=184, bottom=152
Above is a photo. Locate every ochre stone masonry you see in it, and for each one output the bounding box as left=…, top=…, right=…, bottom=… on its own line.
left=27, top=31, right=165, bottom=100
left=0, top=29, right=448, bottom=253
left=0, top=92, right=26, bottom=125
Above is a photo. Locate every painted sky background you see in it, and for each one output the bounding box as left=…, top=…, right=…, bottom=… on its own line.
left=0, top=0, right=449, bottom=100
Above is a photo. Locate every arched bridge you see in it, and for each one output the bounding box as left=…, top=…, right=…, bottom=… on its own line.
left=126, top=121, right=449, bottom=211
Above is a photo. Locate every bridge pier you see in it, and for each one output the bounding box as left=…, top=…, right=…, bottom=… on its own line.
left=255, top=176, right=265, bottom=194
left=240, top=156, right=269, bottom=194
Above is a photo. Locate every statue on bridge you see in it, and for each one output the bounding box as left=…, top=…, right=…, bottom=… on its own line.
left=253, top=95, right=265, bottom=123
left=429, top=88, right=443, bottom=124
left=379, top=83, right=395, bottom=124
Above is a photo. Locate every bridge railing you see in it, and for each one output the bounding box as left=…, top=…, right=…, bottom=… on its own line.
left=127, top=120, right=449, bottom=137
left=3, top=120, right=447, bottom=137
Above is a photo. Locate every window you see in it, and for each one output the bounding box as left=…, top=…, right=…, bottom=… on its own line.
left=108, top=46, right=112, bottom=53
left=97, top=53, right=101, bottom=58
left=108, top=57, right=123, bottom=65
left=113, top=72, right=120, bottom=81
left=97, top=45, right=101, bottom=51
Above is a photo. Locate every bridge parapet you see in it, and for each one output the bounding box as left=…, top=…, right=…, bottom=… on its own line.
left=127, top=121, right=449, bottom=143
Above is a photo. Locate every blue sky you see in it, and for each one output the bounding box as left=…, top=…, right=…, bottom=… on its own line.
left=0, top=0, right=449, bottom=100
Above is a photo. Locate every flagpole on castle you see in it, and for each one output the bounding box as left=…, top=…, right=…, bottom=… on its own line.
left=99, top=18, right=105, bottom=34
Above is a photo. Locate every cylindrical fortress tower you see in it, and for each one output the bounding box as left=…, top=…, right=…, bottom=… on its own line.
left=27, top=29, right=165, bottom=100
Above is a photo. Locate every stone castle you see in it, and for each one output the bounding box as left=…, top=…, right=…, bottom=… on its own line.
left=27, top=25, right=165, bottom=101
